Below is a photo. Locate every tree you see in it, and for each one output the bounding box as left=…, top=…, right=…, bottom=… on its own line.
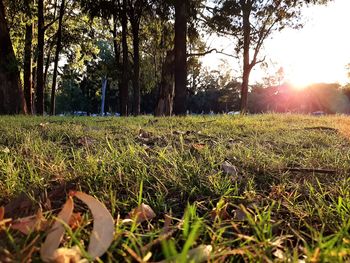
left=209, top=0, right=331, bottom=113
left=173, top=0, right=188, bottom=115
left=36, top=0, right=45, bottom=114
left=50, top=0, right=65, bottom=115
left=127, top=0, right=147, bottom=116
left=23, top=0, right=34, bottom=114
left=0, top=0, right=26, bottom=114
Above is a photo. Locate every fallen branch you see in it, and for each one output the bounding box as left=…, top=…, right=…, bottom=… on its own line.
left=284, top=167, right=336, bottom=174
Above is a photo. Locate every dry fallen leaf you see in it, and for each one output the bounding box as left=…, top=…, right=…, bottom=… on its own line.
left=233, top=207, right=247, bottom=221
left=40, top=197, right=74, bottom=262
left=11, top=208, right=47, bottom=235
left=211, top=203, right=230, bottom=220
left=68, top=212, right=82, bottom=230
left=158, top=245, right=212, bottom=263
left=221, top=161, right=238, bottom=176
left=39, top=122, right=50, bottom=128
left=273, top=248, right=286, bottom=260
left=51, top=246, right=84, bottom=263
left=72, top=191, right=114, bottom=259
left=186, top=245, right=213, bottom=262
left=128, top=203, right=156, bottom=223
left=191, top=143, right=206, bottom=151
left=0, top=206, right=4, bottom=221
left=1, top=147, right=10, bottom=153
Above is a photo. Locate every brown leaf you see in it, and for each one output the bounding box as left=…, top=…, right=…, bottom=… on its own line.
left=211, top=203, right=230, bottom=220
left=0, top=206, right=4, bottom=221
left=191, top=143, right=206, bottom=151
left=72, top=191, right=114, bottom=259
left=40, top=197, right=74, bottom=262
left=11, top=208, right=48, bottom=235
left=68, top=213, right=82, bottom=230
left=128, top=203, right=156, bottom=224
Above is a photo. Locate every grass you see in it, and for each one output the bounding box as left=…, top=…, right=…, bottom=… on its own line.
left=0, top=114, right=349, bottom=262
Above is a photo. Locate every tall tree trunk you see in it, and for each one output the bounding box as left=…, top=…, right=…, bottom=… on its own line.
left=173, top=0, right=188, bottom=115
left=24, top=22, right=33, bottom=114
left=50, top=0, right=65, bottom=115
left=0, top=0, right=26, bottom=114
left=112, top=15, right=120, bottom=65
left=36, top=0, right=45, bottom=115
left=44, top=39, right=55, bottom=91
left=131, top=22, right=140, bottom=116
left=120, top=0, right=128, bottom=116
left=155, top=50, right=175, bottom=116
left=240, top=1, right=252, bottom=113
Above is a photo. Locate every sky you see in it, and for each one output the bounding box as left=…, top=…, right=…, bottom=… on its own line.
left=202, top=0, right=350, bottom=87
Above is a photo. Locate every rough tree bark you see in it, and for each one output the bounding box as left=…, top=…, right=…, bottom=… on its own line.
left=173, top=0, right=188, bottom=115
left=23, top=0, right=33, bottom=114
left=131, top=20, right=140, bottom=116
left=240, top=0, right=252, bottom=113
left=0, top=0, right=26, bottom=114
left=24, top=23, right=33, bottom=114
left=155, top=50, right=175, bottom=116
left=120, top=0, right=129, bottom=116
left=50, top=0, right=65, bottom=115
left=36, top=0, right=45, bottom=115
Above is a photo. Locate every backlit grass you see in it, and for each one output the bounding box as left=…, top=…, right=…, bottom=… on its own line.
left=0, top=114, right=349, bottom=262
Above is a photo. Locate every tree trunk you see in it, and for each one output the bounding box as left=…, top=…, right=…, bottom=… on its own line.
left=173, top=0, right=188, bottom=115
left=36, top=0, right=45, bottom=115
left=23, top=22, right=33, bottom=114
left=155, top=50, right=175, bottom=116
left=44, top=40, right=54, bottom=89
left=240, top=1, right=252, bottom=113
left=50, top=0, right=65, bottom=115
left=131, top=22, right=140, bottom=116
left=0, top=0, right=26, bottom=114
left=120, top=0, right=128, bottom=116
left=112, top=15, right=120, bottom=65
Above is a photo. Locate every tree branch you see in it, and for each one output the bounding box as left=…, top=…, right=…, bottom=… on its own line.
left=187, top=48, right=236, bottom=58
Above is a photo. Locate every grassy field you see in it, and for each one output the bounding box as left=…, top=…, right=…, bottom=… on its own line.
left=0, top=114, right=350, bottom=262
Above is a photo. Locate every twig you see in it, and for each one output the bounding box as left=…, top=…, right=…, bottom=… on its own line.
left=284, top=168, right=336, bottom=174
left=303, top=126, right=338, bottom=132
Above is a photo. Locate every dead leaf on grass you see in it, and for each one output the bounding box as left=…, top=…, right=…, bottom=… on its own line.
left=51, top=246, right=85, bottom=263
left=233, top=207, right=247, bottom=221
left=186, top=245, right=212, bottom=262
left=0, top=206, right=4, bottom=221
left=40, top=197, right=74, bottom=262
left=221, top=161, right=238, bottom=176
left=191, top=143, right=206, bottom=151
left=139, top=129, right=151, bottom=139
left=39, top=122, right=50, bottom=128
left=71, top=191, right=115, bottom=259
left=127, top=203, right=156, bottom=223
left=68, top=212, right=82, bottom=230
left=11, top=208, right=48, bottom=235
left=211, top=202, right=230, bottom=220
left=1, top=147, right=10, bottom=153
left=158, top=245, right=212, bottom=263
left=273, top=249, right=286, bottom=260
